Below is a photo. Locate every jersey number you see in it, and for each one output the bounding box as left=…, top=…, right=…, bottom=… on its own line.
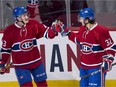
left=2, top=40, right=6, bottom=47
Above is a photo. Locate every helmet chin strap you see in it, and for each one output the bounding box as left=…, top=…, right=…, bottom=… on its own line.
left=84, top=19, right=89, bottom=30
left=16, top=17, right=26, bottom=27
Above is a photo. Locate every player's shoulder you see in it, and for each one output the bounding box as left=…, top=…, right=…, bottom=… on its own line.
left=4, top=24, right=15, bottom=33
left=80, top=25, right=88, bottom=30
left=96, top=24, right=109, bottom=33
left=79, top=26, right=86, bottom=32
left=97, top=24, right=109, bottom=31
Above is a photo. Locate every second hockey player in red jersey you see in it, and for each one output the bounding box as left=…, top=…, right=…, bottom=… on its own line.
left=0, top=6, right=58, bottom=87
left=53, top=8, right=115, bottom=87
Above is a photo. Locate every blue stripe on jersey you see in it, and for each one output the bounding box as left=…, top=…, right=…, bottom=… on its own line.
left=111, top=44, right=116, bottom=50
left=1, top=48, right=11, bottom=53
left=92, top=45, right=103, bottom=51
left=12, top=39, right=37, bottom=51
left=80, top=44, right=103, bottom=52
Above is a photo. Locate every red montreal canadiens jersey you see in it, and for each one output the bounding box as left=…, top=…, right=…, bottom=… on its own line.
left=1, top=20, right=56, bottom=69
left=68, top=23, right=115, bottom=69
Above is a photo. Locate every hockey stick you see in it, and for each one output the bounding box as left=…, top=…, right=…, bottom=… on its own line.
left=0, top=63, right=12, bottom=73
left=81, top=62, right=116, bottom=79
left=6, top=3, right=14, bottom=10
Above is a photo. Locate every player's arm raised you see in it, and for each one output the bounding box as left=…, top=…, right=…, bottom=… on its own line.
left=27, top=0, right=39, bottom=18
left=52, top=19, right=80, bottom=44
left=32, top=20, right=58, bottom=39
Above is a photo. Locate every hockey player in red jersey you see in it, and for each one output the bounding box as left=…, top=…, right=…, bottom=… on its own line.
left=53, top=8, right=115, bottom=87
left=0, top=6, right=58, bottom=87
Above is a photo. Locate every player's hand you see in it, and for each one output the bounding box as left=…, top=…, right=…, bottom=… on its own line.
left=52, top=19, right=61, bottom=33
left=102, top=54, right=114, bottom=72
left=0, top=67, right=6, bottom=74
left=0, top=60, right=6, bottom=74
left=27, top=0, right=39, bottom=18
left=52, top=19, right=70, bottom=37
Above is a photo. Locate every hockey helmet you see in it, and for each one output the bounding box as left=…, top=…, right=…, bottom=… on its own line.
left=79, top=8, right=95, bottom=20
left=13, top=6, right=28, bottom=17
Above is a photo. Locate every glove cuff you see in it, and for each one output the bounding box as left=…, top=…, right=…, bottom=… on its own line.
left=0, top=64, right=5, bottom=68
left=61, top=30, right=71, bottom=37
left=102, top=54, right=114, bottom=62
left=0, top=61, right=5, bottom=68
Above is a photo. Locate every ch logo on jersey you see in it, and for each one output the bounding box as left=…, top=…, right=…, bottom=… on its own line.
left=81, top=42, right=93, bottom=54
left=20, top=39, right=34, bottom=51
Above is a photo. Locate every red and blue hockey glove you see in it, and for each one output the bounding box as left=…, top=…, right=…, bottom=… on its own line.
left=52, top=19, right=61, bottom=32
left=102, top=54, right=114, bottom=72
left=52, top=19, right=70, bottom=37
left=0, top=60, right=6, bottom=74
left=27, top=0, right=39, bottom=18
left=28, top=0, right=39, bottom=5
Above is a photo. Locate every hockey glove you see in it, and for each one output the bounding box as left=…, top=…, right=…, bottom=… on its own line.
left=0, top=60, right=6, bottom=74
left=52, top=19, right=61, bottom=32
left=102, top=54, right=114, bottom=72
left=28, top=0, right=39, bottom=5
left=52, top=19, right=70, bottom=37
left=27, top=0, right=39, bottom=18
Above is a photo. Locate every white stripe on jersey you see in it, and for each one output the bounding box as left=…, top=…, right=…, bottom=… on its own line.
left=12, top=57, right=41, bottom=66
left=81, top=62, right=102, bottom=67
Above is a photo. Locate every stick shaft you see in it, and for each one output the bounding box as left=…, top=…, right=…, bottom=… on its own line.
left=81, top=62, right=116, bottom=79
left=6, top=3, right=14, bottom=10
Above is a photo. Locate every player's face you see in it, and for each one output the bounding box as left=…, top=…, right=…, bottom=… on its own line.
left=78, top=16, right=85, bottom=26
left=20, top=12, right=29, bottom=24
